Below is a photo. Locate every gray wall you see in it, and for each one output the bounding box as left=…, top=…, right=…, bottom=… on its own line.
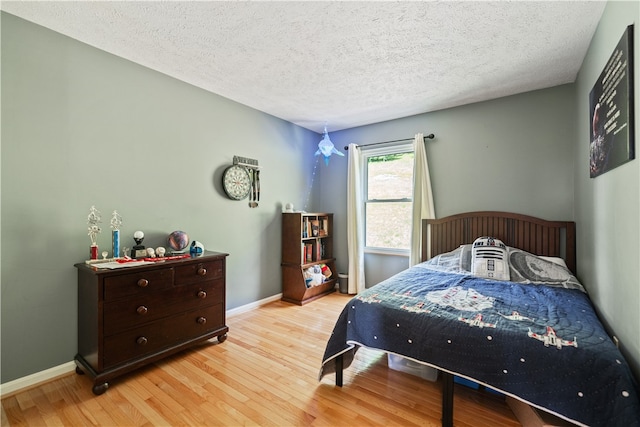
left=573, top=0, right=639, bottom=377
left=1, top=13, right=320, bottom=383
left=321, top=85, right=576, bottom=285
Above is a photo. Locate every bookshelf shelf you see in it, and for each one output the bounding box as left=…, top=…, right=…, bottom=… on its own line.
left=281, top=212, right=337, bottom=305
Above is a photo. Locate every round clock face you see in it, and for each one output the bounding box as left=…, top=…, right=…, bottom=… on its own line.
left=222, top=165, right=252, bottom=200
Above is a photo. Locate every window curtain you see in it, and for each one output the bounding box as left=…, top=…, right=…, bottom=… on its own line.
left=410, top=133, right=436, bottom=266
left=347, top=143, right=365, bottom=294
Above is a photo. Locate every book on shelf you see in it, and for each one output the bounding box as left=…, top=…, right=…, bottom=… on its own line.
left=311, top=219, right=320, bottom=237
left=306, top=243, right=313, bottom=262
left=319, top=217, right=328, bottom=236
left=302, top=217, right=308, bottom=238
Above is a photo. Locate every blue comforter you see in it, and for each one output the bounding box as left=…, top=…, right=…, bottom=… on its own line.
left=319, top=257, right=640, bottom=426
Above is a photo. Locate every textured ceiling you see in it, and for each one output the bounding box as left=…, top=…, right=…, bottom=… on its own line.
left=1, top=1, right=606, bottom=133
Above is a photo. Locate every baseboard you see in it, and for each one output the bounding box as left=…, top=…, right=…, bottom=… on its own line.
left=0, top=293, right=283, bottom=397
left=226, top=293, right=283, bottom=318
left=0, top=361, right=76, bottom=398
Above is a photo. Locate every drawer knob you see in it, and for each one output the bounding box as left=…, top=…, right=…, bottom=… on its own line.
left=197, top=267, right=207, bottom=276
left=197, top=290, right=207, bottom=299
left=137, top=278, right=149, bottom=288
left=197, top=316, right=207, bottom=325
left=136, top=305, right=148, bottom=315
left=136, top=336, right=148, bottom=345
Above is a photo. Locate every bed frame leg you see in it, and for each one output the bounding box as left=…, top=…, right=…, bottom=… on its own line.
left=335, top=354, right=343, bottom=387
left=441, top=371, right=454, bottom=427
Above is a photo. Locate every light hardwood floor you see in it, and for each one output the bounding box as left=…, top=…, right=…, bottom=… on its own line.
left=1, top=293, right=520, bottom=426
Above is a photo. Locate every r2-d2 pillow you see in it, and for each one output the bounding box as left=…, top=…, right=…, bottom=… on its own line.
left=471, top=237, right=510, bottom=281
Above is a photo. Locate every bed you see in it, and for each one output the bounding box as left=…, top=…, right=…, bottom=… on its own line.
left=319, top=211, right=640, bottom=427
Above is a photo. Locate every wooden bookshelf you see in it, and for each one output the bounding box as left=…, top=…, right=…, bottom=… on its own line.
left=281, top=212, right=337, bottom=305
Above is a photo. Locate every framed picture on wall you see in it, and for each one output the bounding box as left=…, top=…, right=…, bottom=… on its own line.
left=588, top=25, right=635, bottom=178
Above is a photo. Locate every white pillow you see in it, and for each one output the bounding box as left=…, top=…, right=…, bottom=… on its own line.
left=538, top=256, right=569, bottom=269
left=471, top=237, right=510, bottom=281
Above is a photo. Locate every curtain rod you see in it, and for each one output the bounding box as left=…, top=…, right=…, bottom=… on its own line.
left=343, top=133, right=435, bottom=150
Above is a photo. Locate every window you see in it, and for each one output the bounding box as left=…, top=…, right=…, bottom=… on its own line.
left=363, top=143, right=414, bottom=254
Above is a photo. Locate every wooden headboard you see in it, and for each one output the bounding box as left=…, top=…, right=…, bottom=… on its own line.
left=422, top=211, right=576, bottom=274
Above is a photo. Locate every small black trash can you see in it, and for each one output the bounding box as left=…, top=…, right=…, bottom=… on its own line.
left=338, top=273, right=349, bottom=294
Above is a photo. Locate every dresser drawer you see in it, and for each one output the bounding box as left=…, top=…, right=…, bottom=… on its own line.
left=103, top=279, right=224, bottom=336
left=175, top=259, right=223, bottom=285
left=104, top=268, right=174, bottom=301
left=103, top=303, right=223, bottom=368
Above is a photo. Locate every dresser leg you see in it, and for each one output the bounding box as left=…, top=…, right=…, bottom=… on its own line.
left=92, top=382, right=109, bottom=395
left=75, top=366, right=85, bottom=375
left=217, top=333, right=228, bottom=343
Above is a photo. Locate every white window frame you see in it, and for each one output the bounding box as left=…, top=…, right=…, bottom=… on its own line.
left=361, top=142, right=414, bottom=256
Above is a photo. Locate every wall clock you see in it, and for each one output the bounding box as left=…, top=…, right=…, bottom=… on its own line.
left=222, top=164, right=252, bottom=200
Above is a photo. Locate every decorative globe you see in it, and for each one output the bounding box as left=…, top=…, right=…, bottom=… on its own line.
left=168, top=230, right=189, bottom=252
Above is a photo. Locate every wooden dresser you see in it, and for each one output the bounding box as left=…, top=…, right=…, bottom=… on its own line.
left=74, top=251, right=229, bottom=395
